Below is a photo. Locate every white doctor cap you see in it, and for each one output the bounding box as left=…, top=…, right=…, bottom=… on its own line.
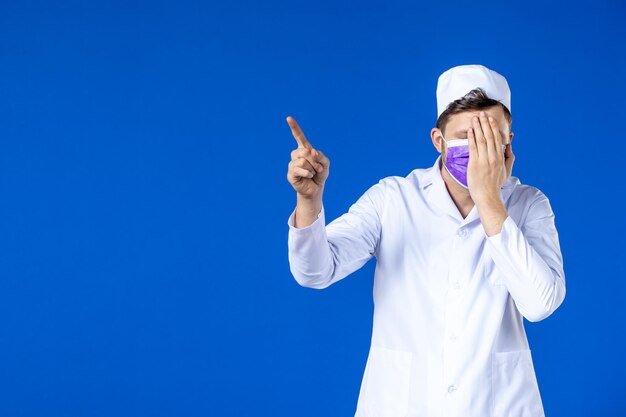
left=436, top=64, right=511, bottom=119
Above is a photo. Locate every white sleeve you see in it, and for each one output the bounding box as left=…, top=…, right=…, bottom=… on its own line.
left=286, top=182, right=383, bottom=289
left=485, top=191, right=566, bottom=322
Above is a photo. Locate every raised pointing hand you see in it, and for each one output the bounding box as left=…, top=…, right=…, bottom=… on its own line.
left=286, top=116, right=330, bottom=198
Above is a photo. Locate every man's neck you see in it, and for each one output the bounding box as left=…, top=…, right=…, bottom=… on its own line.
left=440, top=165, right=475, bottom=219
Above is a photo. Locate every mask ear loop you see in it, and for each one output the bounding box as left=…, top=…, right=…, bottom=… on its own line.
left=439, top=132, right=448, bottom=168
left=440, top=132, right=448, bottom=152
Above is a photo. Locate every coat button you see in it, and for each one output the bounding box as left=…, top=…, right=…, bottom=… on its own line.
left=457, top=228, right=468, bottom=238
left=453, top=281, right=462, bottom=290
left=447, top=384, right=457, bottom=393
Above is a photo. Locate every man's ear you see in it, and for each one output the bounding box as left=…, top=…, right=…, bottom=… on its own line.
left=509, top=131, right=514, bottom=145
left=431, top=128, right=443, bottom=153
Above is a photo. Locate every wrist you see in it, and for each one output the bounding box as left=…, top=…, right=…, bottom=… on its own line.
left=297, top=189, right=323, bottom=204
left=296, top=192, right=323, bottom=215
left=471, top=188, right=502, bottom=207
left=474, top=196, right=508, bottom=236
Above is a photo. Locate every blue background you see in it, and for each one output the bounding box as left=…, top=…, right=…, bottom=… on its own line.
left=1, top=0, right=625, bottom=416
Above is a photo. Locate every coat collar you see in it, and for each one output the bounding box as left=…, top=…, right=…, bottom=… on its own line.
left=419, top=155, right=519, bottom=225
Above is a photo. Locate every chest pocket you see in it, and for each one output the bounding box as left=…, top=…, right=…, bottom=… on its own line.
left=491, top=349, right=545, bottom=417
left=362, top=345, right=413, bottom=417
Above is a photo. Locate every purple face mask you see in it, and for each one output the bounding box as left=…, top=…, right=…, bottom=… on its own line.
left=442, top=136, right=506, bottom=189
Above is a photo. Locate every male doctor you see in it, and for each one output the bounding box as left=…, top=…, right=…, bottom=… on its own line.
left=285, top=64, right=566, bottom=417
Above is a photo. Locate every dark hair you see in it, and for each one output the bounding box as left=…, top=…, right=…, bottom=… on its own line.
left=436, top=88, right=512, bottom=136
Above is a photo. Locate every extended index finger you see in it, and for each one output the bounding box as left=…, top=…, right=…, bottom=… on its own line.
left=286, top=116, right=312, bottom=149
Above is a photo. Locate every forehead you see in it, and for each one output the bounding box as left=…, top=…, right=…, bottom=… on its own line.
left=445, top=106, right=509, bottom=137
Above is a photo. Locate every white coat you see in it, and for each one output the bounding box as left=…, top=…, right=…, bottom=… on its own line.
left=287, top=156, right=566, bottom=417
